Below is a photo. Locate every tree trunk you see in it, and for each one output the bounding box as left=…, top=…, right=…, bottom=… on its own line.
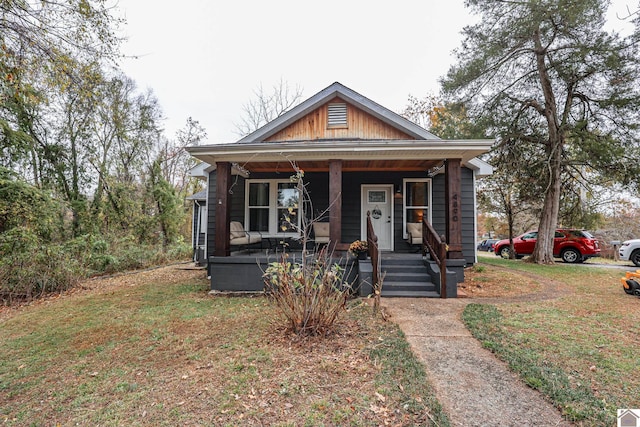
left=531, top=142, right=562, bottom=263
left=530, top=27, right=562, bottom=264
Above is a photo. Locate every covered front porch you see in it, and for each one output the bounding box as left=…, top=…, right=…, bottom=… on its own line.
left=192, top=151, right=483, bottom=298
left=196, top=148, right=480, bottom=258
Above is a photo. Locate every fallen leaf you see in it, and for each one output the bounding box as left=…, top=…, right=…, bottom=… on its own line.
left=375, top=392, right=386, bottom=402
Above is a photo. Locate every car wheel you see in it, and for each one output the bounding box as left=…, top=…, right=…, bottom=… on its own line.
left=630, top=250, right=640, bottom=267
left=499, top=246, right=512, bottom=259
left=561, top=248, right=581, bottom=263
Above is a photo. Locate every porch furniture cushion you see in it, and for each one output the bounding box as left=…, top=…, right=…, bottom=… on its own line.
left=406, top=222, right=422, bottom=245
left=313, top=222, right=330, bottom=244
left=230, top=221, right=262, bottom=246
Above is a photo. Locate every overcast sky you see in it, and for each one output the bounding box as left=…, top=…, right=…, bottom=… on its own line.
left=114, top=0, right=636, bottom=144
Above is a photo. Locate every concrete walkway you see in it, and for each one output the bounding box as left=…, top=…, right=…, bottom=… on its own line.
left=384, top=298, right=572, bottom=427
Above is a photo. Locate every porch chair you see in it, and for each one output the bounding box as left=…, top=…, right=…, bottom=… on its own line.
left=312, top=222, right=330, bottom=247
left=230, top=221, right=263, bottom=252
left=406, top=222, right=422, bottom=252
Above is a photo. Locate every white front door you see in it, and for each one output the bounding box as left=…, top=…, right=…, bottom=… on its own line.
left=361, top=185, right=393, bottom=251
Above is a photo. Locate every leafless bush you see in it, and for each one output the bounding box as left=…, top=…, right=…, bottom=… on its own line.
left=263, top=248, right=353, bottom=336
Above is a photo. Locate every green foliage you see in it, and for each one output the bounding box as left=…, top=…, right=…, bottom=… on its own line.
left=263, top=250, right=353, bottom=336
left=0, top=228, right=84, bottom=303
left=444, top=0, right=640, bottom=262
left=402, top=94, right=487, bottom=139
left=0, top=171, right=62, bottom=239
left=0, top=3, right=195, bottom=303
left=148, top=160, right=186, bottom=249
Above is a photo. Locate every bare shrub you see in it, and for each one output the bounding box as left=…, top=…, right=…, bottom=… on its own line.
left=263, top=248, right=353, bottom=336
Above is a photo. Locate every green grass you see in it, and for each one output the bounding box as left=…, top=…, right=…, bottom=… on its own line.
left=0, top=270, right=448, bottom=426
left=464, top=258, right=640, bottom=426
left=370, top=328, right=449, bottom=425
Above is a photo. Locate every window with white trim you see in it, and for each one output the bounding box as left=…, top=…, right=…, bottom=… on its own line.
left=402, top=178, right=431, bottom=238
left=246, top=180, right=300, bottom=235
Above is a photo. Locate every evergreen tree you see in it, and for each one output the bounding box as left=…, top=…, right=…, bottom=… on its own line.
left=442, top=0, right=640, bottom=263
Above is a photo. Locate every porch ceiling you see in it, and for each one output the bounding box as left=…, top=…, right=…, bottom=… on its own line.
left=187, top=139, right=495, bottom=169
left=241, top=159, right=443, bottom=173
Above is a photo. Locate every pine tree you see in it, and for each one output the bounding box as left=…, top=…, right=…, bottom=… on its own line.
left=443, top=0, right=640, bottom=263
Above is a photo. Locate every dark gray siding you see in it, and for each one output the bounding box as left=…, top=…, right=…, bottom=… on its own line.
left=461, top=167, right=476, bottom=265
left=430, top=168, right=475, bottom=265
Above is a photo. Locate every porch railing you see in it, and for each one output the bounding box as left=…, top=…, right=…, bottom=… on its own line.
left=366, top=211, right=380, bottom=289
left=421, top=218, right=448, bottom=298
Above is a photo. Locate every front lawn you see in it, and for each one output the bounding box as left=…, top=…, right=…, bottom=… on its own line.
left=0, top=266, right=448, bottom=426
left=464, top=257, right=640, bottom=426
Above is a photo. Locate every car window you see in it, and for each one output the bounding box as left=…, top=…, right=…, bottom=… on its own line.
left=555, top=231, right=565, bottom=238
left=522, top=232, right=538, bottom=239
left=567, top=230, right=588, bottom=238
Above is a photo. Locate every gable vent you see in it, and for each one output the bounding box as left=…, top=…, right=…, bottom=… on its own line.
left=327, top=103, right=348, bottom=127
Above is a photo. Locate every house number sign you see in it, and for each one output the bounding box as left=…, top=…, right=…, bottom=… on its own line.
left=452, top=193, right=459, bottom=222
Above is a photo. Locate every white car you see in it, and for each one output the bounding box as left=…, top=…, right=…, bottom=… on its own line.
left=619, top=239, right=640, bottom=266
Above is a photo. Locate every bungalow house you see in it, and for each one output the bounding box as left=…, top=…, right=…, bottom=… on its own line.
left=187, top=82, right=493, bottom=298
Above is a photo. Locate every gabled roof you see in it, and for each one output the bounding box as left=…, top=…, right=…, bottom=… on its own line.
left=187, top=81, right=495, bottom=171
left=237, top=81, right=440, bottom=143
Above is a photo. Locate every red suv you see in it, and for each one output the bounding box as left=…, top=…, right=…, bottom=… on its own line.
left=493, top=229, right=600, bottom=263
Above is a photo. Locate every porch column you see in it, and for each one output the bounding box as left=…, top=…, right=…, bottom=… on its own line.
left=329, top=159, right=342, bottom=251
left=214, top=162, right=231, bottom=257
left=445, top=158, right=464, bottom=259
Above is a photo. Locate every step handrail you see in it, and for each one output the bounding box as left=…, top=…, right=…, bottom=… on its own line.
left=421, top=218, right=447, bottom=298
left=366, top=211, right=380, bottom=290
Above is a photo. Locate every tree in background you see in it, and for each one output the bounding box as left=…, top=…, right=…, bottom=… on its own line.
left=402, top=94, right=487, bottom=139
left=0, top=2, right=200, bottom=299
left=442, top=0, right=640, bottom=263
left=157, top=117, right=207, bottom=198
left=1, top=0, right=121, bottom=180
left=234, top=79, right=303, bottom=137
left=148, top=160, right=185, bottom=250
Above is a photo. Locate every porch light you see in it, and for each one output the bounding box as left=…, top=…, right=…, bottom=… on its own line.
left=395, top=184, right=402, bottom=195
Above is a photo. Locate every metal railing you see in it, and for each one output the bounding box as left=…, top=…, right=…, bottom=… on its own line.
left=366, top=211, right=380, bottom=289
left=421, top=218, right=448, bottom=298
